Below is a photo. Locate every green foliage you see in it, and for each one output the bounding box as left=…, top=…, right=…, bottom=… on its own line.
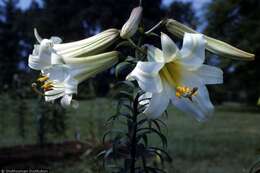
left=1, top=98, right=260, bottom=172
left=100, top=82, right=171, bottom=173
left=34, top=100, right=68, bottom=145
left=166, top=1, right=198, bottom=28
left=0, top=0, right=22, bottom=86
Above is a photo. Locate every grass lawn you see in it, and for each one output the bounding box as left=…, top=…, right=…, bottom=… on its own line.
left=1, top=98, right=260, bottom=173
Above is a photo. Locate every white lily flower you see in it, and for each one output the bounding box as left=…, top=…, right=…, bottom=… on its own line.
left=120, top=6, right=143, bottom=39
left=28, top=28, right=119, bottom=70
left=37, top=51, right=119, bottom=107
left=165, top=19, right=255, bottom=61
left=127, top=33, right=223, bottom=121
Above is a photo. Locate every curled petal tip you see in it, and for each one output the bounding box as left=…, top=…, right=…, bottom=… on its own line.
left=160, top=32, right=164, bottom=36
left=34, top=28, right=42, bottom=43
left=126, top=73, right=137, bottom=81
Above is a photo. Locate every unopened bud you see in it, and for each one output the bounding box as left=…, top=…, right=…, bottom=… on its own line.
left=120, top=6, right=143, bottom=39
left=165, top=19, right=255, bottom=61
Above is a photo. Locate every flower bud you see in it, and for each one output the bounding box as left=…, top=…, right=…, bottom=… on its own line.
left=28, top=29, right=120, bottom=71
left=165, top=19, right=255, bottom=61
left=120, top=6, right=143, bottom=39
left=54, top=28, right=120, bottom=57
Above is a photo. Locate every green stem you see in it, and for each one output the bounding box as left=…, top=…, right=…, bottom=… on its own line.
left=142, top=156, right=149, bottom=173
left=130, top=94, right=141, bottom=173
left=130, top=108, right=138, bottom=173
left=139, top=0, right=142, bottom=6
left=127, top=38, right=147, bottom=55
left=145, top=20, right=166, bottom=35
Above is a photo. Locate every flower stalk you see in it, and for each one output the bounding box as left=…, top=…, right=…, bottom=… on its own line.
left=100, top=82, right=171, bottom=172
left=145, top=20, right=166, bottom=35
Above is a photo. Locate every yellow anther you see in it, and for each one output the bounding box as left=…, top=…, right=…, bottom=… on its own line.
left=175, top=92, right=181, bottom=98
left=176, top=86, right=188, bottom=95
left=184, top=87, right=190, bottom=93
left=37, top=76, right=49, bottom=82
left=43, top=85, right=54, bottom=91
left=175, top=86, right=198, bottom=101
left=41, top=81, right=53, bottom=90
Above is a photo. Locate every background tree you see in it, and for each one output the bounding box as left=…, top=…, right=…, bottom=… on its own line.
left=0, top=0, right=22, bottom=88
left=166, top=1, right=198, bottom=28
left=205, top=0, right=260, bottom=104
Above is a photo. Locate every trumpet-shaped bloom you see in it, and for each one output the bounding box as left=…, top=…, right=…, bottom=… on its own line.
left=29, top=28, right=119, bottom=70
left=37, top=51, right=119, bottom=107
left=127, top=33, right=223, bottom=121
left=165, top=19, right=255, bottom=61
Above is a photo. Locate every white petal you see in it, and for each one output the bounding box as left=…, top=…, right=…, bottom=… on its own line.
left=144, top=90, right=170, bottom=118
left=60, top=94, right=72, bottom=107
left=60, top=95, right=79, bottom=109
left=172, top=97, right=206, bottom=121
left=42, top=65, right=69, bottom=82
left=50, top=36, right=62, bottom=44
left=28, top=44, right=53, bottom=70
left=146, top=44, right=164, bottom=62
left=196, top=65, right=223, bottom=84
left=193, top=85, right=214, bottom=117
left=28, top=55, right=48, bottom=70
left=179, top=33, right=206, bottom=69
left=126, top=61, right=164, bottom=93
left=45, top=89, right=64, bottom=101
left=161, top=32, right=179, bottom=62
left=177, top=69, right=203, bottom=87
left=64, top=76, right=78, bottom=94
left=51, top=53, right=64, bottom=65
left=32, top=45, right=40, bottom=55
left=40, top=39, right=54, bottom=51
left=34, top=28, right=42, bottom=43
left=179, top=64, right=223, bottom=86
left=171, top=85, right=214, bottom=121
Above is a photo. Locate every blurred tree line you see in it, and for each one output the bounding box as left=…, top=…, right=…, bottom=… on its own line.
left=205, top=0, right=259, bottom=104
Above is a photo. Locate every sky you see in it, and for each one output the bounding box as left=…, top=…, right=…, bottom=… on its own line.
left=17, top=0, right=211, bottom=31
left=18, top=0, right=211, bottom=11
left=18, top=0, right=31, bottom=9
left=162, top=0, right=211, bottom=11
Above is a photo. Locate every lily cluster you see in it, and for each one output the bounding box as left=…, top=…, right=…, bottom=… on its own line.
left=29, top=29, right=119, bottom=107
left=28, top=5, right=254, bottom=120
